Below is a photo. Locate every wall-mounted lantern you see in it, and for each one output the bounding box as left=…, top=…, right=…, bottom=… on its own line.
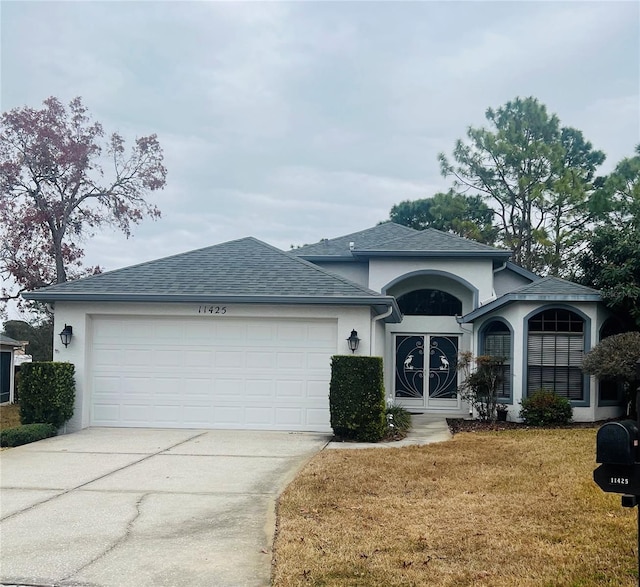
left=347, top=329, right=360, bottom=353
left=59, top=324, right=73, bottom=347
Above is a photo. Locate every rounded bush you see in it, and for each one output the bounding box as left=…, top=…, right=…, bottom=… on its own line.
left=19, top=362, right=75, bottom=428
left=519, top=389, right=573, bottom=426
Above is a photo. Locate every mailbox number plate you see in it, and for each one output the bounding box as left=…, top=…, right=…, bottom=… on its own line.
left=594, top=464, right=640, bottom=494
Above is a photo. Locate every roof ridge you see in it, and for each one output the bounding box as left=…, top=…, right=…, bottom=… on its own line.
left=293, top=222, right=418, bottom=254
left=376, top=227, right=508, bottom=252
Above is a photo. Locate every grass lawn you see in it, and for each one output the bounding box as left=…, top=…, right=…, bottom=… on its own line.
left=273, top=429, right=637, bottom=586
left=0, top=403, right=21, bottom=430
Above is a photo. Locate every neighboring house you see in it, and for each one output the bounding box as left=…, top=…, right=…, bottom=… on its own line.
left=0, top=334, right=28, bottom=404
left=23, top=223, right=620, bottom=433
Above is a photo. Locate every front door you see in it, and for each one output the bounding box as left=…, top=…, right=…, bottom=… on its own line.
left=394, top=334, right=460, bottom=410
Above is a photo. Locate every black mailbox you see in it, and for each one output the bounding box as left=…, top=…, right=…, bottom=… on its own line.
left=596, top=420, right=639, bottom=465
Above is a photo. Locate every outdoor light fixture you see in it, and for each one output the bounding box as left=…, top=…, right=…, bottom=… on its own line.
left=347, top=329, right=360, bottom=353
left=59, top=324, right=73, bottom=347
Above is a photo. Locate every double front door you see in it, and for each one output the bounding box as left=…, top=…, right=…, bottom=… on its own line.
left=394, top=334, right=459, bottom=409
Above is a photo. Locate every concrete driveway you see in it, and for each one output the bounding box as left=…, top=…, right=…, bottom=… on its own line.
left=0, top=428, right=329, bottom=587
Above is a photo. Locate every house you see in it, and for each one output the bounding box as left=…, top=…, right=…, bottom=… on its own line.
left=23, top=223, right=620, bottom=433
left=0, top=334, right=29, bottom=404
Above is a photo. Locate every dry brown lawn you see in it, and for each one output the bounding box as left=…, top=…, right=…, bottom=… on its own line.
left=273, top=429, right=637, bottom=586
left=0, top=402, right=21, bottom=430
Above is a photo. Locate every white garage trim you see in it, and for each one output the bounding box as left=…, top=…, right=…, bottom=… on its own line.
left=90, top=316, right=337, bottom=431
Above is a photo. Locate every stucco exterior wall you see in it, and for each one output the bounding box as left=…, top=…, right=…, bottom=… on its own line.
left=368, top=258, right=495, bottom=306
left=493, top=267, right=534, bottom=296
left=311, top=261, right=369, bottom=287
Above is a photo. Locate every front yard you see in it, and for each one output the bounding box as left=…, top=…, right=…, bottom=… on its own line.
left=273, top=428, right=636, bottom=586
left=0, top=403, right=20, bottom=430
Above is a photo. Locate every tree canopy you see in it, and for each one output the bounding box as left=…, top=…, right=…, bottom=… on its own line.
left=2, top=318, right=53, bottom=362
left=0, top=96, right=167, bottom=302
left=438, top=96, right=605, bottom=274
left=389, top=191, right=497, bottom=244
left=576, top=145, right=640, bottom=327
left=582, top=332, right=640, bottom=384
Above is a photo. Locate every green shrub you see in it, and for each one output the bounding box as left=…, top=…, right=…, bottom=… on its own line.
left=329, top=355, right=386, bottom=442
left=519, top=389, right=573, bottom=426
left=18, top=362, right=75, bottom=429
left=1, top=423, right=57, bottom=447
left=458, top=352, right=505, bottom=421
left=385, top=404, right=412, bottom=439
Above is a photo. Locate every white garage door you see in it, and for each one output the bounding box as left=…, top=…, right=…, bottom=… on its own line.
left=90, top=316, right=337, bottom=431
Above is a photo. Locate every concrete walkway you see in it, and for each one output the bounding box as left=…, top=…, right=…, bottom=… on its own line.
left=327, top=414, right=452, bottom=449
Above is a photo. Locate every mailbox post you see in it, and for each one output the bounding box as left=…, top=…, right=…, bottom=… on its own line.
left=593, top=359, right=640, bottom=586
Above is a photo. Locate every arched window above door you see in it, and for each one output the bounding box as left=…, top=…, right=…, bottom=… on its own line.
left=396, top=289, right=462, bottom=316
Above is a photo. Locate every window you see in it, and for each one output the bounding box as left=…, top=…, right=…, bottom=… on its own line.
left=527, top=309, right=584, bottom=401
left=481, top=320, right=512, bottom=400
left=397, top=289, right=462, bottom=316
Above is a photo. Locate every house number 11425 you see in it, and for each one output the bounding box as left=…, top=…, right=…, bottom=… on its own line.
left=198, top=305, right=227, bottom=315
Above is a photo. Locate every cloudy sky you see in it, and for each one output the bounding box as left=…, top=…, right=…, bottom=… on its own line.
left=1, top=1, right=639, bottom=300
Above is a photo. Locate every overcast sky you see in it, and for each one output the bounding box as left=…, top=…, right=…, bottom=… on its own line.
left=1, top=1, right=639, bottom=307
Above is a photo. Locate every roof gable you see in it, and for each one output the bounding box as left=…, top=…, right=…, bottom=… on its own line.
left=460, top=275, right=601, bottom=323
left=23, top=237, right=394, bottom=308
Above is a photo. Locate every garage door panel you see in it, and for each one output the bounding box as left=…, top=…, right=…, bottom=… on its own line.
left=215, top=406, right=244, bottom=425
left=125, top=349, right=155, bottom=367
left=276, top=380, right=304, bottom=398
left=307, top=352, right=329, bottom=369
left=307, top=380, right=330, bottom=398
left=90, top=317, right=336, bottom=431
left=215, top=351, right=243, bottom=368
left=275, top=408, right=303, bottom=426
left=93, top=348, right=122, bottom=367
left=93, top=403, right=120, bottom=424
left=245, top=379, right=275, bottom=398
left=245, top=351, right=275, bottom=368
left=154, top=349, right=183, bottom=367
left=185, top=350, right=213, bottom=368
left=244, top=407, right=274, bottom=426
left=121, top=404, right=151, bottom=424
left=247, top=324, right=276, bottom=340
left=216, top=323, right=246, bottom=341
left=276, top=352, right=305, bottom=369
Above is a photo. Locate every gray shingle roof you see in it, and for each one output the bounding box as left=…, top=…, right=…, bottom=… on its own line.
left=23, top=237, right=399, bottom=319
left=0, top=334, right=23, bottom=347
left=292, top=222, right=418, bottom=258
left=460, top=276, right=601, bottom=323
left=355, top=228, right=511, bottom=257
left=511, top=276, right=600, bottom=296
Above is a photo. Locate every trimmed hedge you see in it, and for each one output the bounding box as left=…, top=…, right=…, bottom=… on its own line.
left=329, top=355, right=386, bottom=442
left=1, top=423, right=57, bottom=447
left=19, top=362, right=75, bottom=429
left=519, top=389, right=573, bottom=426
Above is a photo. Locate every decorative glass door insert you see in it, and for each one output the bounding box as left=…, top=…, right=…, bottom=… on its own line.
left=395, top=335, right=459, bottom=408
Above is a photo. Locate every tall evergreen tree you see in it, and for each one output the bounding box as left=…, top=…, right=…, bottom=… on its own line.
left=439, top=97, right=605, bottom=274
